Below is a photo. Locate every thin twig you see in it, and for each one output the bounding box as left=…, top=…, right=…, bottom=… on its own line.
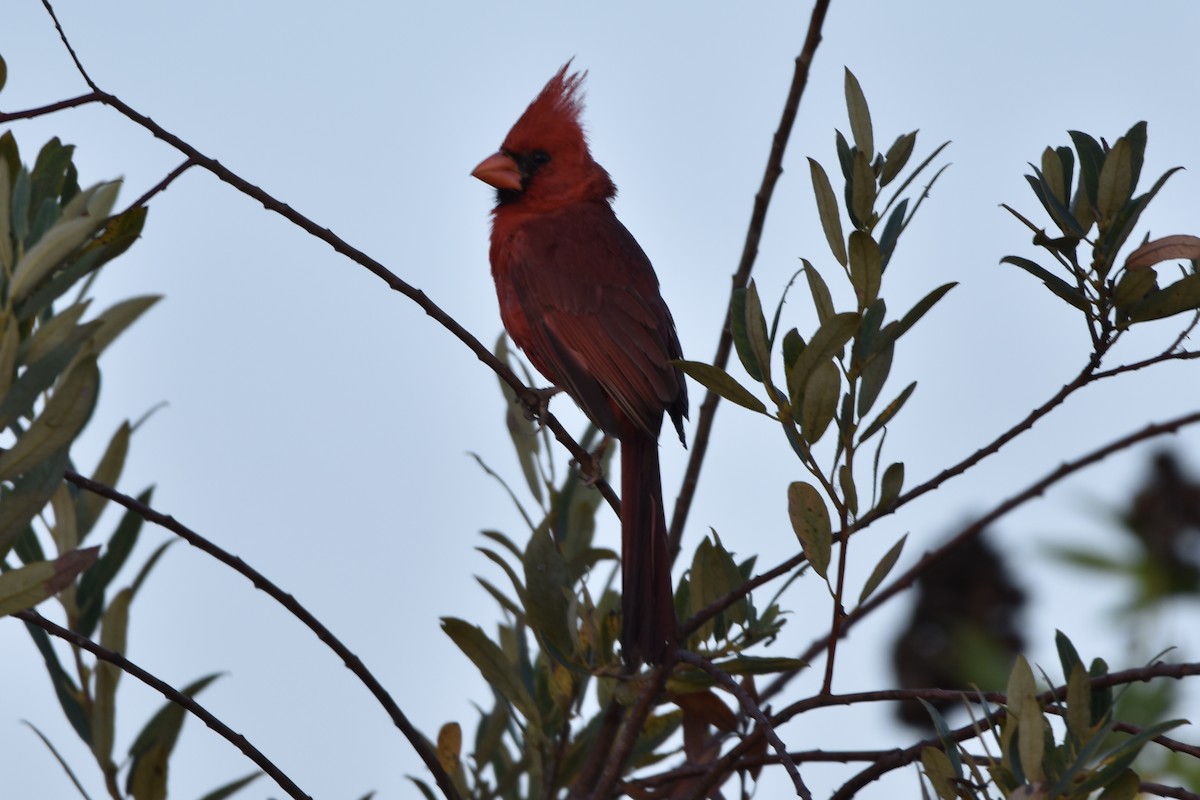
left=16, top=609, right=310, bottom=800
left=667, top=0, right=834, bottom=559
left=587, top=663, right=671, bottom=800
left=61, top=468, right=464, bottom=800
left=0, top=92, right=101, bottom=122
left=677, top=650, right=811, bottom=799
left=121, top=158, right=196, bottom=214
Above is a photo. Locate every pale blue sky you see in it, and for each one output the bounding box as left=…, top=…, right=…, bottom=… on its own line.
left=3, top=2, right=1199, bottom=798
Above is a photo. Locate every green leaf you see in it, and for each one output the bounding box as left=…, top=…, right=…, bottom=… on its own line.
left=1065, top=661, right=1091, bottom=744
left=1112, top=267, right=1157, bottom=308
left=1069, top=130, right=1105, bottom=209
left=22, top=617, right=91, bottom=744
left=730, top=287, right=762, bottom=382
left=879, top=462, right=904, bottom=509
left=0, top=322, right=97, bottom=432
left=859, top=533, right=905, bottom=603
left=522, top=527, right=573, bottom=658
left=89, top=295, right=161, bottom=359
left=1128, top=271, right=1200, bottom=322
left=0, top=547, right=98, bottom=616
left=1000, top=256, right=1089, bottom=311
left=858, top=381, right=916, bottom=443
left=689, top=535, right=746, bottom=640
left=674, top=359, right=766, bottom=414
left=802, top=259, right=836, bottom=324
left=75, top=422, right=131, bottom=542
left=21, top=299, right=91, bottom=366
left=9, top=184, right=118, bottom=303
left=808, top=159, right=847, bottom=266
left=799, top=359, right=840, bottom=444
left=839, top=463, right=858, bottom=516
left=1007, top=655, right=1045, bottom=783
left=849, top=149, right=876, bottom=229
left=920, top=747, right=958, bottom=800
left=743, top=280, right=773, bottom=387
left=441, top=618, right=539, bottom=726
left=844, top=68, right=874, bottom=159
left=0, top=447, right=69, bottom=561
left=0, top=357, right=99, bottom=483
left=1095, top=770, right=1140, bottom=800
left=856, top=339, right=893, bottom=419
left=92, top=588, right=132, bottom=771
left=125, top=673, right=222, bottom=800
left=76, top=486, right=153, bottom=638
left=711, top=655, right=808, bottom=675
left=877, top=198, right=907, bottom=271
left=787, top=482, right=831, bottom=579
left=0, top=54, right=7, bottom=94
left=880, top=131, right=917, bottom=187
left=1097, top=137, right=1133, bottom=223
left=195, top=772, right=262, bottom=800
left=787, top=312, right=859, bottom=407
left=848, top=231, right=881, bottom=307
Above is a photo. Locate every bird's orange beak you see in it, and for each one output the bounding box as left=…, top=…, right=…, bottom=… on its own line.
left=472, top=151, right=523, bottom=191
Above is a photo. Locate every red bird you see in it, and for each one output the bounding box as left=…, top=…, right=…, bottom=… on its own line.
left=472, top=65, right=688, bottom=665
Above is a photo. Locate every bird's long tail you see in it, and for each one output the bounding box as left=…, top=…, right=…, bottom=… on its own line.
left=620, top=430, right=677, bottom=665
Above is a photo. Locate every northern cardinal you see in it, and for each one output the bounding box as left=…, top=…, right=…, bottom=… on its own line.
left=472, top=65, right=688, bottom=665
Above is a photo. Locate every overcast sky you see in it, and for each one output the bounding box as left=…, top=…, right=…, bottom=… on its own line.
left=3, top=2, right=1200, bottom=798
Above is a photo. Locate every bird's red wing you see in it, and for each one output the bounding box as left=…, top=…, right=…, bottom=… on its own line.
left=504, top=204, right=683, bottom=437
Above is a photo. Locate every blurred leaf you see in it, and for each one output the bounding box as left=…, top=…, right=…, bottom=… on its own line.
left=1054, top=630, right=1083, bottom=680
left=1112, top=267, right=1156, bottom=308
left=1128, top=272, right=1200, bottom=322
left=880, top=131, right=917, bottom=187
left=495, top=336, right=544, bottom=505
left=89, top=295, right=161, bottom=359
left=1069, top=130, right=1105, bottom=209
left=1007, top=655, right=1045, bottom=783
left=20, top=299, right=91, bottom=365
left=0, top=356, right=100, bottom=483
left=522, top=527, right=573, bottom=658
left=711, top=655, right=808, bottom=675
left=406, top=778, right=438, bottom=800
left=799, top=359, right=840, bottom=444
left=808, top=159, right=847, bottom=266
left=844, top=68, right=874, bottom=159
left=194, top=772, right=262, bottom=800
left=839, top=463, right=858, bottom=516
left=1065, top=661, right=1091, bottom=744
left=0, top=54, right=6, bottom=94
left=920, top=746, right=958, bottom=800
left=860, top=534, right=906, bottom=603
left=1125, top=234, right=1200, bottom=270
left=126, top=674, right=222, bottom=800
left=1095, top=770, right=1139, bottom=800
left=20, top=721, right=94, bottom=800
left=878, top=198, right=907, bottom=271
left=0, top=547, right=98, bottom=616
left=0, top=321, right=96, bottom=431
left=0, top=447, right=69, bottom=561
left=879, top=461, right=904, bottom=510
left=1097, top=137, right=1133, bottom=223
left=787, top=482, right=831, bottom=579
left=848, top=231, right=881, bottom=307
left=1000, top=256, right=1088, bottom=311
left=859, top=381, right=916, bottom=443
left=22, top=616, right=91, bottom=744
left=441, top=618, right=539, bottom=726
left=437, top=722, right=462, bottom=776
left=9, top=186, right=116, bottom=303
left=802, top=259, right=836, bottom=324
left=849, top=149, right=876, bottom=229
left=92, top=587, right=131, bottom=771
left=689, top=534, right=746, bottom=640
left=75, top=422, right=131, bottom=542
left=76, top=486, right=153, bottom=638
left=674, top=359, right=766, bottom=414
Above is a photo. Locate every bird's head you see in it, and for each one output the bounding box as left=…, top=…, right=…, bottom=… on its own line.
left=472, top=63, right=616, bottom=211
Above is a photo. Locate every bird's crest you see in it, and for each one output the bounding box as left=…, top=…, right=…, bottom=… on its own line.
left=503, top=61, right=589, bottom=154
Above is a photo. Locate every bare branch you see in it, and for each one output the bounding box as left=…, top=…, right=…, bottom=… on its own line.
left=678, top=649, right=811, bottom=799
left=16, top=609, right=310, bottom=800
left=668, top=0, right=835, bottom=558
left=60, top=468, right=463, bottom=800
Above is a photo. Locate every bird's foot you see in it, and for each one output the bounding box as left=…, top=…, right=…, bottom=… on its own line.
left=575, top=437, right=610, bottom=486
left=518, top=386, right=562, bottom=426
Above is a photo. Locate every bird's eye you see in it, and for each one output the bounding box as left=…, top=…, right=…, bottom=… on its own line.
left=529, top=150, right=551, bottom=166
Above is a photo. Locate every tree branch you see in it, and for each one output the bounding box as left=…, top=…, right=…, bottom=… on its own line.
left=16, top=609, right=310, bottom=800
left=667, top=0, right=834, bottom=559
left=60, top=467, right=463, bottom=800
